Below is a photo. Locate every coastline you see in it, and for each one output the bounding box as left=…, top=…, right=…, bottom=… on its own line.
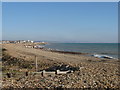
left=44, top=43, right=118, bottom=59
left=2, top=43, right=120, bottom=88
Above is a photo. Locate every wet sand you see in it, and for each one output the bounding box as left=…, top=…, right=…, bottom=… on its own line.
left=2, top=43, right=120, bottom=89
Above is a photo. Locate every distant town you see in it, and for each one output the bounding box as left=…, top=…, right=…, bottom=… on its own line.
left=1, top=40, right=47, bottom=44
left=1, top=40, right=48, bottom=49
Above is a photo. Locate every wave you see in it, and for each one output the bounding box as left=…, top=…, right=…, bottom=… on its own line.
left=100, top=52, right=118, bottom=55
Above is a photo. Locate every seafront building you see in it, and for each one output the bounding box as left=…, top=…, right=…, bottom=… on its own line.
left=2, top=40, right=34, bottom=44
left=2, top=40, right=47, bottom=49
left=2, top=40, right=11, bottom=44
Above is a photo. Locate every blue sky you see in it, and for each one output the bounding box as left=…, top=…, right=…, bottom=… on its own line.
left=2, top=2, right=118, bottom=43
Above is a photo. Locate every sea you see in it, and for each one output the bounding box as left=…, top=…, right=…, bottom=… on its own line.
left=45, top=43, right=119, bottom=59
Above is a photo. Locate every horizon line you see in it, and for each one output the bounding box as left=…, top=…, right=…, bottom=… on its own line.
left=1, top=40, right=118, bottom=43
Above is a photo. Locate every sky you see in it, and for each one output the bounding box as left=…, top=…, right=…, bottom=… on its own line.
left=2, top=2, right=118, bottom=43
left=0, top=1, right=2, bottom=41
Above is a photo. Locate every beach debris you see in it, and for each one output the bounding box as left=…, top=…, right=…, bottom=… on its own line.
left=25, top=45, right=45, bottom=49
left=92, top=54, right=113, bottom=59
left=25, top=45, right=34, bottom=48
left=44, top=64, right=79, bottom=71
left=56, top=70, right=73, bottom=74
left=38, top=65, right=79, bottom=76
left=41, top=70, right=56, bottom=77
left=34, top=45, right=44, bottom=49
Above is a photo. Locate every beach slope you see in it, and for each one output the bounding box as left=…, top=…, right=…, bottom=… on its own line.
left=2, top=43, right=120, bottom=89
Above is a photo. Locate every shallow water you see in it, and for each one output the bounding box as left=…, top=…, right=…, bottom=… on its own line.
left=45, top=43, right=118, bottom=58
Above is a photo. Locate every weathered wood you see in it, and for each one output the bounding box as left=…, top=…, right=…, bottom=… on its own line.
left=35, top=56, right=38, bottom=72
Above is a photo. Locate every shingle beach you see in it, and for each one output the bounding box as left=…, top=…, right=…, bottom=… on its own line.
left=2, top=43, right=120, bottom=89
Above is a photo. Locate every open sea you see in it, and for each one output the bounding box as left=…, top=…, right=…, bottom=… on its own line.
left=45, top=43, right=118, bottom=59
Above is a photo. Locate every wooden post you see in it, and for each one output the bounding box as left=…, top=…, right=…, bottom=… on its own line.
left=6, top=73, right=11, bottom=78
left=35, top=56, right=38, bottom=72
left=25, top=72, right=28, bottom=76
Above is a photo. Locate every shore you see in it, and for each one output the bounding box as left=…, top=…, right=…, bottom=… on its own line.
left=2, top=43, right=120, bottom=89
